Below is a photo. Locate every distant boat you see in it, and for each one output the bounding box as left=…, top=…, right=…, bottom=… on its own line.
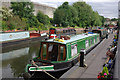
left=1, top=31, right=47, bottom=47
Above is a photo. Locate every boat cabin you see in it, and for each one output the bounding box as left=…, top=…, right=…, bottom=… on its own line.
left=39, top=33, right=100, bottom=62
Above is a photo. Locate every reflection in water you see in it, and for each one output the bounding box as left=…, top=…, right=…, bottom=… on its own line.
left=2, top=41, right=41, bottom=78
left=1, top=47, right=29, bottom=61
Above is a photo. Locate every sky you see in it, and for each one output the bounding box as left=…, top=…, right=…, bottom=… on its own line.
left=31, top=0, right=120, bottom=19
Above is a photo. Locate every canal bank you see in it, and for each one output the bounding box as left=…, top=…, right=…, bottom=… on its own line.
left=60, top=33, right=115, bottom=79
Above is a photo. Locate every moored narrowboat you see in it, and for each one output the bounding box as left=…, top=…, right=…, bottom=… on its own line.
left=49, top=28, right=76, bottom=39
left=24, top=33, right=100, bottom=78
left=92, top=29, right=107, bottom=40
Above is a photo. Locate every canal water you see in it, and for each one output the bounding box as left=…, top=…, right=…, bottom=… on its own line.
left=1, top=41, right=41, bottom=78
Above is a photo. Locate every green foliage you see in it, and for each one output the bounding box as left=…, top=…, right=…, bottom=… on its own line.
left=37, top=11, right=50, bottom=25
left=111, top=18, right=118, bottom=21
left=2, top=7, right=13, bottom=21
left=92, top=11, right=102, bottom=26
left=73, top=2, right=102, bottom=27
left=53, top=1, right=78, bottom=27
left=102, top=66, right=109, bottom=75
left=10, top=2, right=40, bottom=30
left=10, top=2, right=34, bottom=18
left=2, top=1, right=105, bottom=31
left=54, top=1, right=104, bottom=28
left=28, top=27, right=38, bottom=31
left=50, top=18, right=54, bottom=24
left=2, top=21, right=8, bottom=31
left=5, top=16, right=27, bottom=30
left=3, top=2, right=51, bottom=31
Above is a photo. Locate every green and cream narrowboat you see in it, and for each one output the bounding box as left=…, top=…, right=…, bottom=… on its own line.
left=25, top=33, right=100, bottom=75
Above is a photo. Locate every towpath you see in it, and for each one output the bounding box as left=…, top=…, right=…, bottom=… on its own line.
left=60, top=33, right=115, bottom=79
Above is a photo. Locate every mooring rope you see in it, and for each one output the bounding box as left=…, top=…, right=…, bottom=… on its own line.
left=31, top=60, right=58, bottom=80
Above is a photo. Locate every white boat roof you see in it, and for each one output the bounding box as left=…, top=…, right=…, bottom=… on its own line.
left=44, top=33, right=99, bottom=44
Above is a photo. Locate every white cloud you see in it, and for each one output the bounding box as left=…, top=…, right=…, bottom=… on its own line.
left=31, top=0, right=80, bottom=8
left=31, top=0, right=119, bottom=3
left=83, top=0, right=119, bottom=2
left=31, top=0, right=79, bottom=3
left=87, top=2, right=118, bottom=18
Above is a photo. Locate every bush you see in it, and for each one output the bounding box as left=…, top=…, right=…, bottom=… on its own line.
left=2, top=21, right=8, bottom=31
left=28, top=27, right=38, bottom=31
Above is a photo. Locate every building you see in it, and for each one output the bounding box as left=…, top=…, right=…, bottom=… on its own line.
left=33, top=2, right=56, bottom=18
left=1, top=1, right=56, bottom=18
left=118, top=1, right=120, bottom=18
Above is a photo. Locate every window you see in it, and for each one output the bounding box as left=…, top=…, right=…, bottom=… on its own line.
left=40, top=43, right=66, bottom=61
left=97, top=37, right=99, bottom=42
left=71, top=44, right=77, bottom=57
left=41, top=43, right=47, bottom=60
left=58, top=46, right=66, bottom=61
left=91, top=39, right=93, bottom=44
left=63, top=30, right=65, bottom=33
left=94, top=38, right=96, bottom=43
left=68, top=30, right=70, bottom=32
left=48, top=44, right=58, bottom=61
left=66, top=30, right=67, bottom=33
left=85, top=40, right=89, bottom=48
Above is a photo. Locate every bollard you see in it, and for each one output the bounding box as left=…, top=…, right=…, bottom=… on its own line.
left=80, top=49, right=85, bottom=67
left=106, top=34, right=108, bottom=39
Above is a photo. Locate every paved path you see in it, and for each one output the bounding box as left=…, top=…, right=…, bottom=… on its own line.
left=60, top=33, right=115, bottom=79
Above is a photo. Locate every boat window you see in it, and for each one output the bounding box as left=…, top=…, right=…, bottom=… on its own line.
left=91, top=39, right=93, bottom=44
left=41, top=43, right=47, bottom=60
left=68, top=30, right=70, bottom=32
left=71, top=44, right=77, bottom=57
left=66, top=30, right=67, bottom=33
left=40, top=43, right=66, bottom=61
left=85, top=40, right=89, bottom=48
left=63, top=30, right=65, bottom=33
left=48, top=44, right=58, bottom=61
left=58, top=46, right=66, bottom=61
left=94, top=38, right=96, bottom=43
left=48, top=44, right=53, bottom=52
left=97, top=37, right=99, bottom=42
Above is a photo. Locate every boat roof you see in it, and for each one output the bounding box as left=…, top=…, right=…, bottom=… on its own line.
left=43, top=33, right=98, bottom=44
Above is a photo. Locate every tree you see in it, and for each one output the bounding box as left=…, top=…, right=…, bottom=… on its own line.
left=10, top=2, right=34, bottom=19
left=111, top=18, right=118, bottom=21
left=1, top=7, right=13, bottom=21
left=53, top=2, right=78, bottom=27
left=10, top=2, right=45, bottom=30
left=100, top=16, right=105, bottom=26
left=6, top=16, right=27, bottom=30
left=36, top=11, right=50, bottom=25
left=73, top=2, right=94, bottom=27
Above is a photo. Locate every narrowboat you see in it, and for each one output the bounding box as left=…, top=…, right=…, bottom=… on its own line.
left=92, top=29, right=107, bottom=40
left=49, top=28, right=76, bottom=39
left=1, top=31, right=47, bottom=47
left=24, top=33, right=100, bottom=78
